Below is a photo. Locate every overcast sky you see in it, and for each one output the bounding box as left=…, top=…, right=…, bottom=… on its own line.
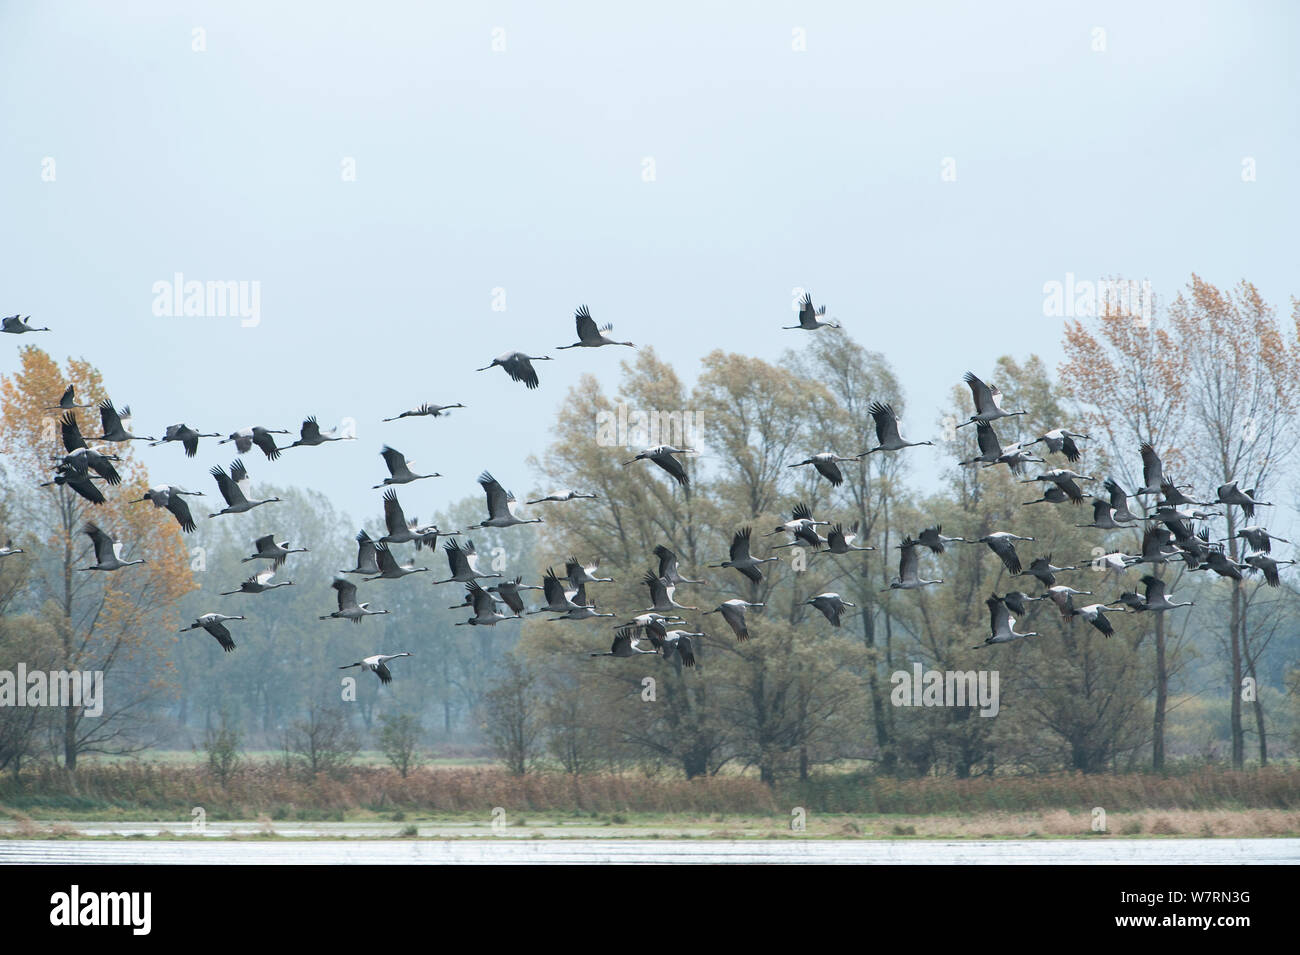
left=3, top=1, right=1297, bottom=527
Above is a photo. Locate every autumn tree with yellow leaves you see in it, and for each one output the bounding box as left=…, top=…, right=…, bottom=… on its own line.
left=0, top=346, right=195, bottom=769
left=1062, top=276, right=1300, bottom=769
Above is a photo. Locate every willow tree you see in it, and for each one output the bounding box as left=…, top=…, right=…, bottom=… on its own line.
left=787, top=337, right=905, bottom=771
left=0, top=347, right=195, bottom=769
left=1166, top=277, right=1300, bottom=767
left=1060, top=293, right=1192, bottom=769
left=526, top=349, right=732, bottom=778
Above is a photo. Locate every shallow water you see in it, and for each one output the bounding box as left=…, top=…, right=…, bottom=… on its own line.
left=3, top=837, right=1296, bottom=864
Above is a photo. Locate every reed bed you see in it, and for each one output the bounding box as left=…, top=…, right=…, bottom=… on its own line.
left=1, top=763, right=1297, bottom=819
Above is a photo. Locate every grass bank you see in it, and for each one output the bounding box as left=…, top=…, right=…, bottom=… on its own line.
left=1, top=763, right=1298, bottom=820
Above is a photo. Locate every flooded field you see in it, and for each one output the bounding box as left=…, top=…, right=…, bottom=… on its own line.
left=3, top=837, right=1297, bottom=865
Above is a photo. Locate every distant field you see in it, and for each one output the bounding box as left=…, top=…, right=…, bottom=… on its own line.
left=73, top=751, right=497, bottom=769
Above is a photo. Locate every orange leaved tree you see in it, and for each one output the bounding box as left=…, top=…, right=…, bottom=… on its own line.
left=0, top=346, right=196, bottom=770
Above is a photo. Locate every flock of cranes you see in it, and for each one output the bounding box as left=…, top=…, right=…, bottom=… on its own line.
left=3, top=301, right=1292, bottom=685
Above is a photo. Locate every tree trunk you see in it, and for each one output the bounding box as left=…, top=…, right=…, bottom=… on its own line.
left=1230, top=581, right=1245, bottom=770
left=1152, top=611, right=1167, bottom=770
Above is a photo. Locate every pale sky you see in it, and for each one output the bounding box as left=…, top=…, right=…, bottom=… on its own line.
left=3, top=1, right=1297, bottom=526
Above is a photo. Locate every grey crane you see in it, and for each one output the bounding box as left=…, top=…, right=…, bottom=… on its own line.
left=1229, top=526, right=1289, bottom=554
left=592, top=626, right=659, bottom=659
left=806, top=592, right=855, bottom=627
left=379, top=488, right=424, bottom=544
left=655, top=629, right=701, bottom=670
left=622, top=445, right=694, bottom=487
left=557, top=304, right=634, bottom=349
left=97, top=400, right=155, bottom=442
left=1115, top=590, right=1150, bottom=613
left=80, top=522, right=145, bottom=572
left=1000, top=591, right=1042, bottom=616
left=550, top=581, right=616, bottom=621
left=1244, top=554, right=1295, bottom=587
left=151, top=423, right=221, bottom=457
left=343, top=530, right=381, bottom=576
left=1158, top=480, right=1211, bottom=509
left=1202, top=548, right=1247, bottom=581
left=373, top=445, right=440, bottom=487
left=1, top=314, right=49, bottom=333
left=366, top=542, right=430, bottom=581
left=783, top=292, right=841, bottom=330
left=57, top=444, right=122, bottom=488
left=1029, top=428, right=1089, bottom=463
left=1133, top=526, right=1186, bottom=566
left=958, top=372, right=1027, bottom=428
left=566, top=557, right=613, bottom=588
left=476, top=351, right=552, bottom=389
left=339, top=652, right=412, bottom=685
left=1140, top=574, right=1194, bottom=612
left=289, top=416, right=353, bottom=448
left=456, top=581, right=522, bottom=626
left=712, top=527, right=780, bottom=584
left=914, top=525, right=967, bottom=554
left=959, top=421, right=1010, bottom=469
left=1135, top=443, right=1166, bottom=496
left=1084, top=550, right=1140, bottom=578
left=654, top=545, right=702, bottom=584
left=642, top=572, right=697, bottom=614
left=434, top=538, right=500, bottom=585
left=766, top=502, right=830, bottom=550
left=632, top=618, right=701, bottom=670
left=475, top=471, right=543, bottom=528
left=221, top=567, right=293, bottom=595
left=1076, top=499, right=1135, bottom=530
left=884, top=537, right=943, bottom=590
left=622, top=611, right=686, bottom=632
left=208, top=461, right=280, bottom=517
left=383, top=402, right=465, bottom=421
left=860, top=401, right=933, bottom=453
left=1019, top=554, right=1076, bottom=588
left=54, top=436, right=121, bottom=485
left=527, top=488, right=598, bottom=504
left=40, top=468, right=106, bottom=505
left=978, top=532, right=1034, bottom=575
left=1022, top=484, right=1072, bottom=506
left=1044, top=584, right=1094, bottom=618
left=180, top=613, right=245, bottom=652
left=703, top=599, right=763, bottom=641
left=411, top=522, right=459, bottom=551
left=319, top=577, right=389, bottom=623
left=1216, top=482, right=1271, bottom=518
left=787, top=452, right=856, bottom=487
left=826, top=523, right=874, bottom=554
left=48, top=385, right=92, bottom=411
left=1169, top=523, right=1211, bottom=569
left=530, top=567, right=592, bottom=614
left=486, top=577, right=537, bottom=616
left=989, top=438, right=1045, bottom=475
left=1020, top=468, right=1093, bottom=504
left=220, top=425, right=289, bottom=461
left=1151, top=499, right=1221, bottom=525
left=1103, top=478, right=1140, bottom=523
left=132, top=485, right=202, bottom=533
left=971, top=595, right=1036, bottom=649
left=241, top=534, right=307, bottom=569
